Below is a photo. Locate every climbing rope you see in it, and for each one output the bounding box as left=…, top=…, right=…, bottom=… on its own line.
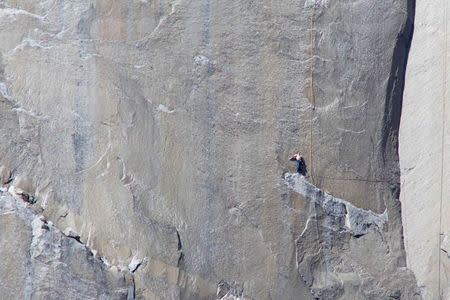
left=305, top=3, right=332, bottom=293
left=309, top=4, right=316, bottom=186
left=313, top=175, right=388, bottom=184
left=438, top=0, right=448, bottom=295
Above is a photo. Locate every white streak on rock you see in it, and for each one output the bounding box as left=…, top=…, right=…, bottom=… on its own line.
left=13, top=107, right=49, bottom=120
left=0, top=82, right=12, bottom=100
left=194, top=55, right=210, bottom=66
left=337, top=127, right=366, bottom=134
left=10, top=38, right=53, bottom=54
left=300, top=216, right=314, bottom=237
left=157, top=104, right=175, bottom=114
left=304, top=0, right=330, bottom=8
left=0, top=8, right=45, bottom=20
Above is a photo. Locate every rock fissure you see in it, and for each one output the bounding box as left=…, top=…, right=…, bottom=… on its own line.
left=128, top=255, right=146, bottom=273
left=176, top=229, right=184, bottom=267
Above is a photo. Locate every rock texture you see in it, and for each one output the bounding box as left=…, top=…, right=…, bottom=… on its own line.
left=284, top=174, right=420, bottom=299
left=0, top=191, right=132, bottom=299
left=0, top=0, right=419, bottom=299
left=401, top=0, right=449, bottom=299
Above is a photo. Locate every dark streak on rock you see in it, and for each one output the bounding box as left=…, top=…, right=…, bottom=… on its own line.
left=176, top=230, right=182, bottom=251
left=129, top=261, right=142, bottom=273
left=176, top=229, right=184, bottom=267
left=380, top=0, right=416, bottom=167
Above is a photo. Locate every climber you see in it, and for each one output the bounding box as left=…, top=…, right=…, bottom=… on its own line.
left=290, top=152, right=307, bottom=176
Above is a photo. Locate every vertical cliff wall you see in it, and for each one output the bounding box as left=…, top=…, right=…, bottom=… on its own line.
left=0, top=0, right=418, bottom=299
left=401, top=0, right=449, bottom=299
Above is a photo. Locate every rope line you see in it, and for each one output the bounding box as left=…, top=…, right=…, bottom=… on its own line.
left=438, top=0, right=448, bottom=296
left=309, top=4, right=316, bottom=186
left=313, top=175, right=388, bottom=184
left=306, top=3, right=332, bottom=292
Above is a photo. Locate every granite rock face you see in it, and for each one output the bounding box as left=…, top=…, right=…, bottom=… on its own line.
left=284, top=173, right=420, bottom=299
left=401, top=0, right=450, bottom=299
left=0, top=0, right=419, bottom=299
left=0, top=191, right=132, bottom=299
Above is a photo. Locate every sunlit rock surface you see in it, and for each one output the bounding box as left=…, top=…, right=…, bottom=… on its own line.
left=401, top=1, right=450, bottom=299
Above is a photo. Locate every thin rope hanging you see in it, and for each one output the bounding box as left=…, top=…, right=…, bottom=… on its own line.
left=438, top=0, right=448, bottom=294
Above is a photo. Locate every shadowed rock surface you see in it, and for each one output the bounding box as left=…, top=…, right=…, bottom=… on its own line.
left=0, top=0, right=420, bottom=299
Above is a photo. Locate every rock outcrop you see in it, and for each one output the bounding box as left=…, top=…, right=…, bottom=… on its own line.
left=284, top=173, right=420, bottom=299
left=0, top=190, right=132, bottom=299
left=0, top=0, right=419, bottom=299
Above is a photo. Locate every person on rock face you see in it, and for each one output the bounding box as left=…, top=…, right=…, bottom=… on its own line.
left=290, top=152, right=307, bottom=176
